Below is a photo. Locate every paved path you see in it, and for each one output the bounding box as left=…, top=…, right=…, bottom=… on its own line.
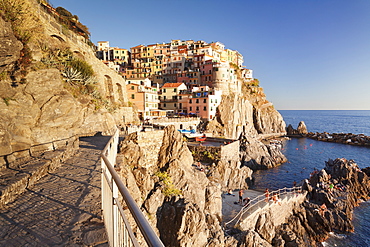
left=222, top=189, right=265, bottom=224
left=0, top=135, right=111, bottom=247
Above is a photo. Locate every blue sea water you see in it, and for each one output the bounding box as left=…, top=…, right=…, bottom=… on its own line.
left=252, top=110, right=370, bottom=247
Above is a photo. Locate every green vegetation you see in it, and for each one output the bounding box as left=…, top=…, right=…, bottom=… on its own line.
left=2, top=97, right=16, bottom=106
left=203, top=151, right=214, bottom=160
left=0, top=71, right=8, bottom=81
left=43, top=4, right=90, bottom=39
left=250, top=78, right=260, bottom=87
left=155, top=171, right=182, bottom=197
left=0, top=0, right=44, bottom=81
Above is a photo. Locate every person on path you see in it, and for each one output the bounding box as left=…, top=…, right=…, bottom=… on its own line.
left=264, top=188, right=270, bottom=202
left=238, top=189, right=244, bottom=204
left=243, top=197, right=251, bottom=206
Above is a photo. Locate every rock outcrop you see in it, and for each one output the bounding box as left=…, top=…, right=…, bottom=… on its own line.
left=286, top=121, right=308, bottom=136
left=0, top=2, right=138, bottom=168
left=117, top=126, right=258, bottom=246
left=240, top=135, right=287, bottom=170
left=272, top=158, right=370, bottom=246
left=205, top=87, right=287, bottom=171
left=306, top=132, right=370, bottom=146
left=0, top=17, right=23, bottom=73
left=117, top=126, right=227, bottom=246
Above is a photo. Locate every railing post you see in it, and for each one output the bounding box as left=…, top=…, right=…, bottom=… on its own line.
left=113, top=181, right=119, bottom=247
left=101, top=127, right=164, bottom=247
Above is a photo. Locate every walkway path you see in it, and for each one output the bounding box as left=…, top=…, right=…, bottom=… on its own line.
left=222, top=189, right=264, bottom=224
left=0, top=135, right=110, bottom=246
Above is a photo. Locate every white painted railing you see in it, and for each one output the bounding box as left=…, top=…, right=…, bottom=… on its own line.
left=224, top=186, right=304, bottom=227
left=101, top=128, right=164, bottom=247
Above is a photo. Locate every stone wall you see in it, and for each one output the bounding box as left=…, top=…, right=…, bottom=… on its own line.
left=238, top=191, right=307, bottom=233
left=0, top=135, right=79, bottom=208
left=151, top=118, right=201, bottom=131
left=220, top=140, right=240, bottom=161
left=119, top=130, right=164, bottom=169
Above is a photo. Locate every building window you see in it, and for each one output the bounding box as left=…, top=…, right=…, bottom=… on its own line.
left=174, top=103, right=177, bottom=107
left=196, top=106, right=199, bottom=111
left=189, top=99, right=192, bottom=103
left=131, top=86, right=134, bottom=90
left=131, top=94, right=135, bottom=99
left=190, top=107, right=192, bottom=111
left=203, top=106, right=206, bottom=111
left=203, top=99, right=206, bottom=103
left=164, top=103, right=166, bottom=107
left=163, top=89, right=166, bottom=93
left=196, top=99, right=199, bottom=103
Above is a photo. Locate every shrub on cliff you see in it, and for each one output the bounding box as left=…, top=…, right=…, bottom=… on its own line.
left=0, top=0, right=44, bottom=83
left=155, top=171, right=182, bottom=197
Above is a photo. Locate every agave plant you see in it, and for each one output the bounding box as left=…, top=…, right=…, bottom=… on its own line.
left=81, top=75, right=97, bottom=85
left=62, top=67, right=83, bottom=85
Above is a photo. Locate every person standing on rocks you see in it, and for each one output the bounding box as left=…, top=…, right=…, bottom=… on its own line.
left=238, top=189, right=244, bottom=204
left=264, top=188, right=270, bottom=202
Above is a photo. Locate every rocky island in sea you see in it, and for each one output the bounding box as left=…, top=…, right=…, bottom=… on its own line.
left=1, top=1, right=369, bottom=246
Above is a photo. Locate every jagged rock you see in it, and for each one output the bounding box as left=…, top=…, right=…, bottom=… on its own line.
left=306, top=132, right=370, bottom=146
left=117, top=126, right=225, bottom=247
left=206, top=94, right=257, bottom=140
left=255, top=212, right=275, bottom=242
left=242, top=230, right=272, bottom=247
left=0, top=17, right=23, bottom=73
left=209, top=159, right=253, bottom=190
left=206, top=93, right=286, bottom=140
left=240, top=136, right=287, bottom=170
left=275, top=158, right=370, bottom=246
left=297, top=121, right=308, bottom=135
left=253, top=104, right=286, bottom=135
left=286, top=121, right=308, bottom=136
left=157, top=125, right=193, bottom=169
left=0, top=14, right=137, bottom=160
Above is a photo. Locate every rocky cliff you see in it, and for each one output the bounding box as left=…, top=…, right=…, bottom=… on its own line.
left=0, top=0, right=137, bottom=167
left=206, top=83, right=287, bottom=170
left=272, top=158, right=370, bottom=246
left=117, top=126, right=257, bottom=246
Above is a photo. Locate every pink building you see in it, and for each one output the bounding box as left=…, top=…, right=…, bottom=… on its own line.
left=187, top=86, right=222, bottom=120
left=200, top=59, right=214, bottom=87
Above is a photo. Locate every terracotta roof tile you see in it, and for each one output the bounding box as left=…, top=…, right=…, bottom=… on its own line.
left=162, top=83, right=184, bottom=88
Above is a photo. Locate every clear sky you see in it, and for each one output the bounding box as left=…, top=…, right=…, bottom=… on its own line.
left=50, top=0, right=370, bottom=110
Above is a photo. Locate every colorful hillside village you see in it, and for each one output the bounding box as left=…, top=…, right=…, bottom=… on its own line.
left=96, top=40, right=254, bottom=121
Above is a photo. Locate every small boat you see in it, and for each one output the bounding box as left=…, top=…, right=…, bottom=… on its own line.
left=195, top=134, right=206, bottom=142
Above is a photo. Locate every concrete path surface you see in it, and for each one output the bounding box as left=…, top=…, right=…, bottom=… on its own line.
left=222, top=189, right=265, bottom=224
left=0, top=135, right=111, bottom=247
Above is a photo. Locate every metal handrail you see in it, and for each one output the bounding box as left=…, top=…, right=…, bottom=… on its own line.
left=224, top=186, right=303, bottom=227
left=101, top=128, right=164, bottom=247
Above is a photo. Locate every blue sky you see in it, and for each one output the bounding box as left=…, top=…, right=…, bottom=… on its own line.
left=50, top=0, right=370, bottom=110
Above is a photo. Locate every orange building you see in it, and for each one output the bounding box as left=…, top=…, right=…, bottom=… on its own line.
left=126, top=79, right=161, bottom=120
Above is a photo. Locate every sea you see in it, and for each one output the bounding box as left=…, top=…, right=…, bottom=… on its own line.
left=252, top=110, right=370, bottom=247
